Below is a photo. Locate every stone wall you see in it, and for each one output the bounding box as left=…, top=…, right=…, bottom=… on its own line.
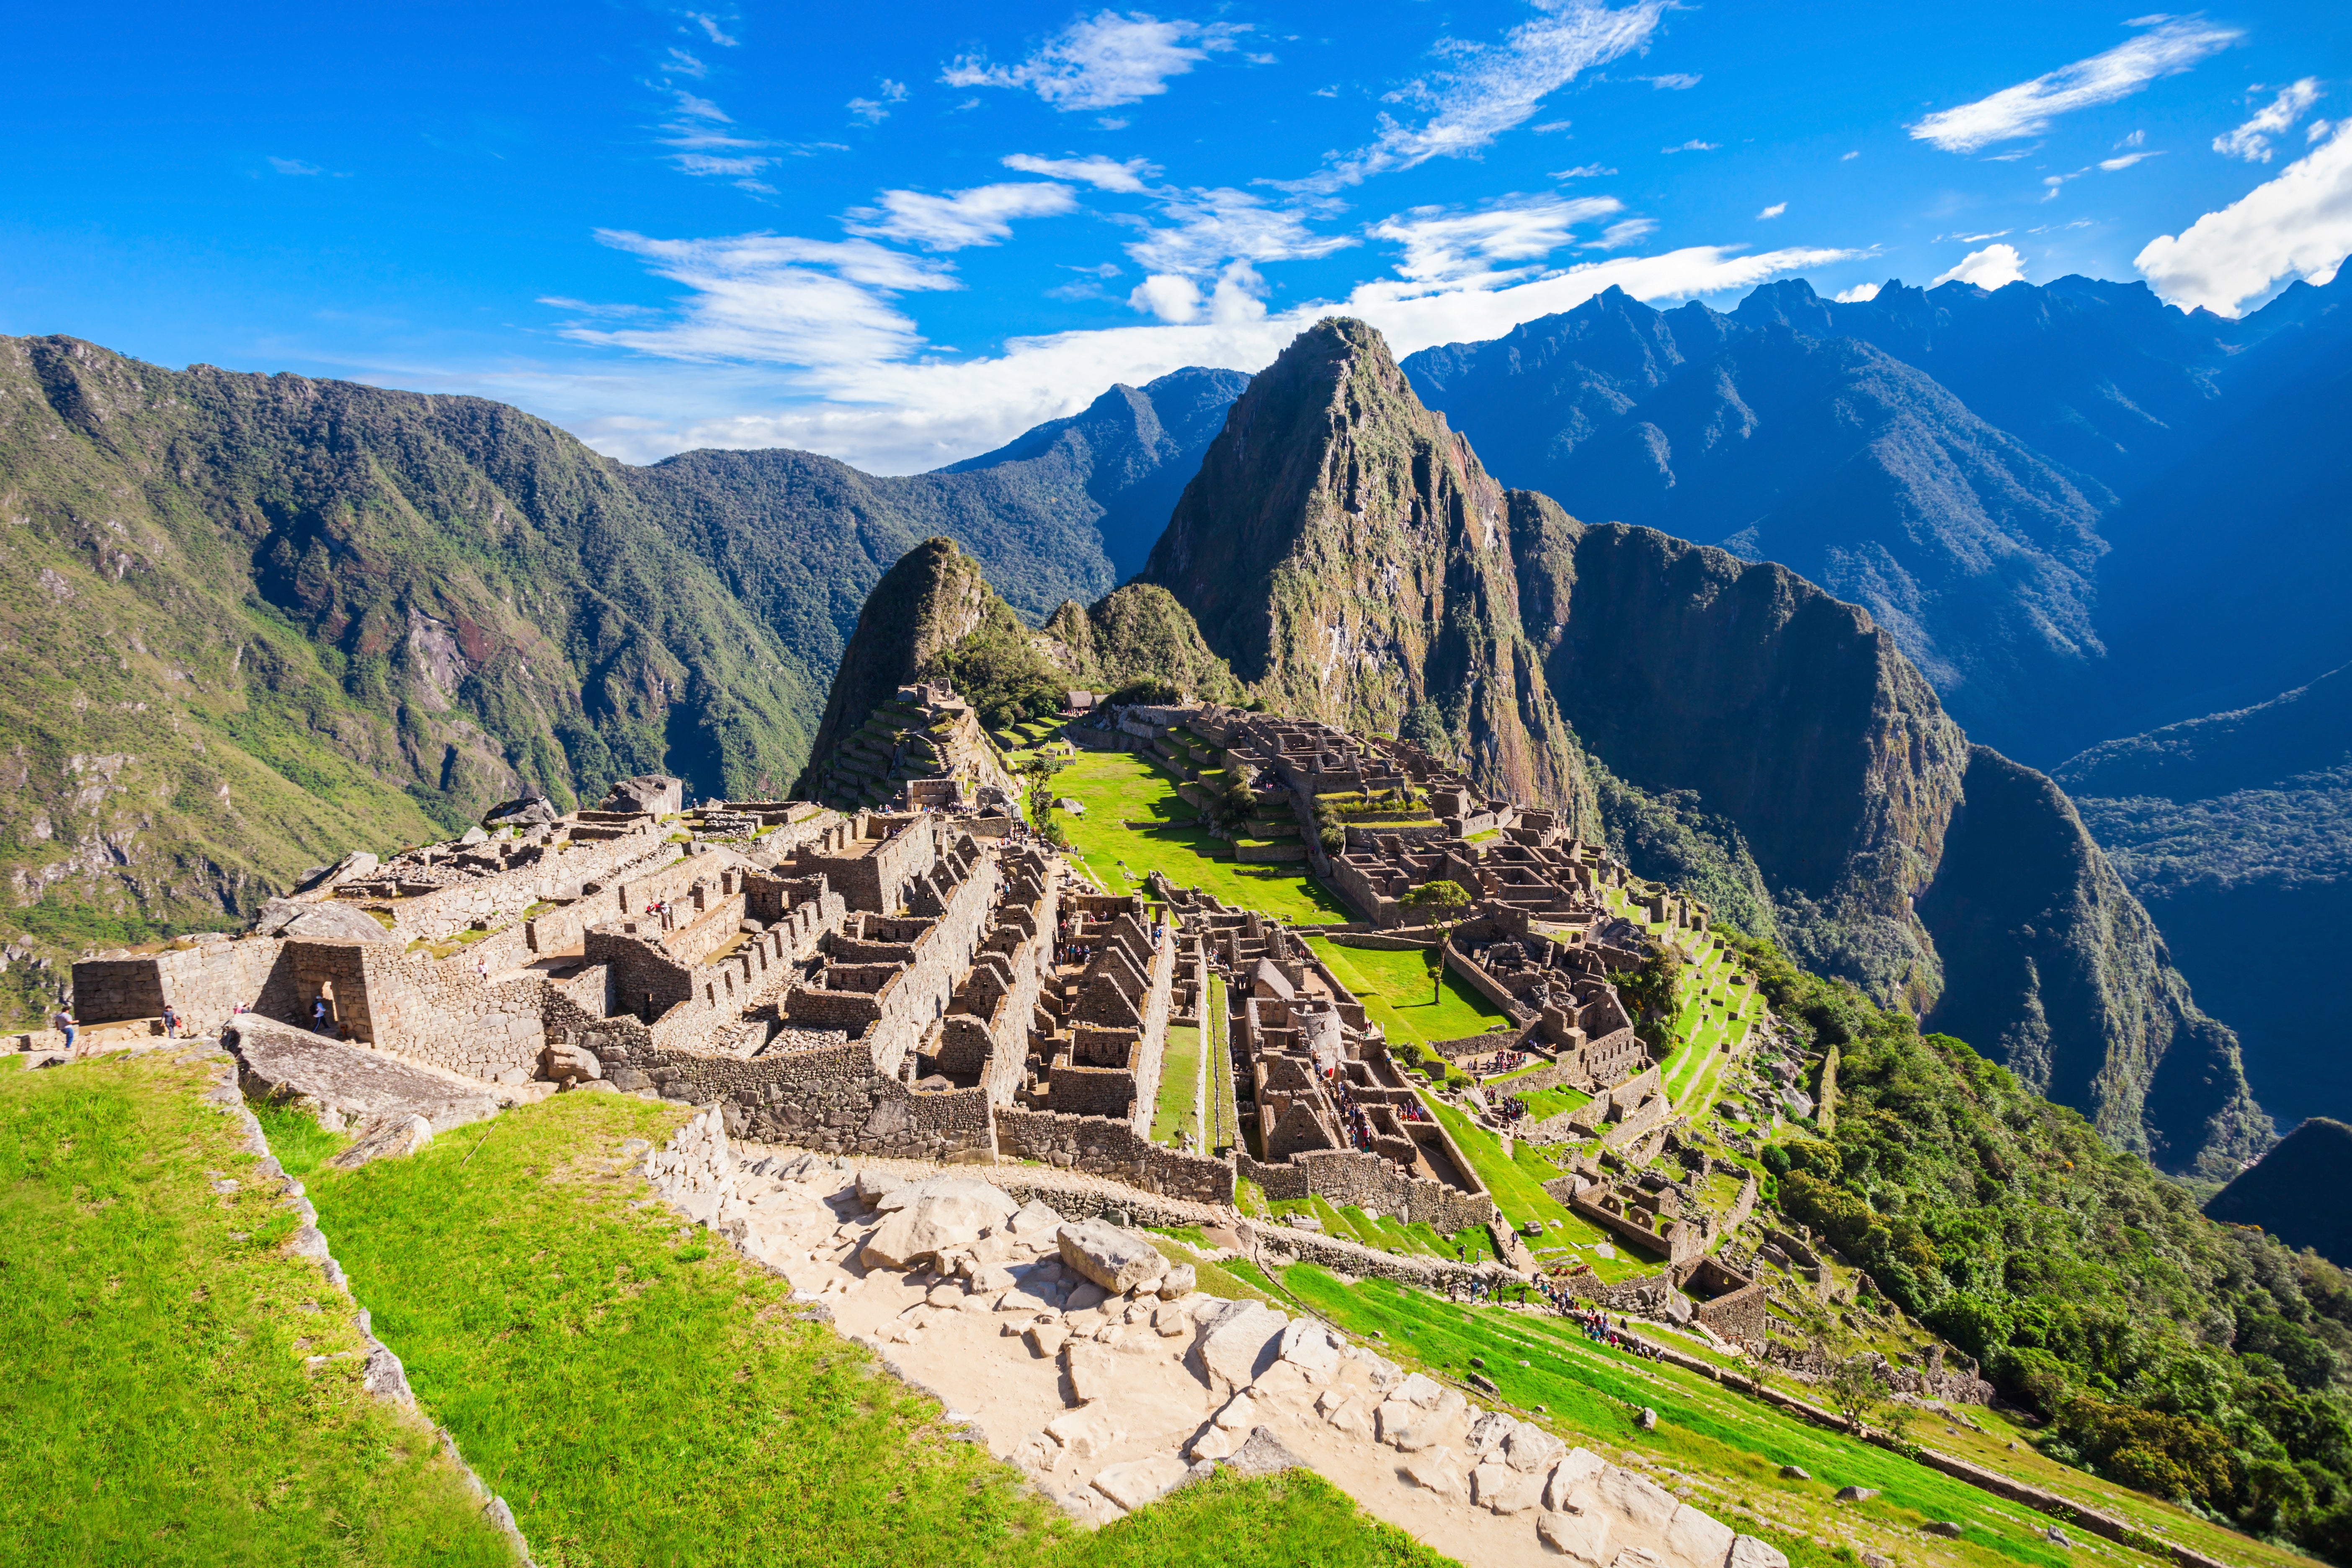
left=1443, top=939, right=1533, bottom=1022
left=350, top=945, right=545, bottom=1079
left=1427, top=1030, right=1519, bottom=1062
left=1245, top=1219, right=1516, bottom=1292
left=1237, top=1146, right=1498, bottom=1235
left=362, top=825, right=673, bottom=945
left=76, top=938, right=290, bottom=1034
left=1693, top=1280, right=1768, bottom=1346
left=630, top=1037, right=997, bottom=1161
left=995, top=1109, right=1235, bottom=1203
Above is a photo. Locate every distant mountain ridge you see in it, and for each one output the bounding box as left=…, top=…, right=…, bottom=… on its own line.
left=1126, top=316, right=2262, bottom=1173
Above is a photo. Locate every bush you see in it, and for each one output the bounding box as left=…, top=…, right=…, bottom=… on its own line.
left=1106, top=676, right=1179, bottom=707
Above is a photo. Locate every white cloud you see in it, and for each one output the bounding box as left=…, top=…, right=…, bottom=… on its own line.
left=1644, top=72, right=1701, bottom=90
left=1586, top=217, right=1657, bottom=250
left=666, top=48, right=708, bottom=79
left=848, top=80, right=909, bottom=124
left=268, top=157, right=325, bottom=175
left=2099, top=150, right=2161, bottom=170
left=1002, top=153, right=1158, bottom=192
left=1128, top=262, right=1267, bottom=323
left=2314, top=119, right=2337, bottom=144
left=2136, top=122, right=2352, bottom=315
left=1128, top=273, right=1203, bottom=321
left=683, top=13, right=738, bottom=47
left=1119, top=187, right=1355, bottom=274
left=1661, top=139, right=1717, bottom=153
left=1285, top=1, right=1665, bottom=192
left=551, top=238, right=1854, bottom=473
left=1370, top=195, right=1624, bottom=284
left=845, top=183, right=1079, bottom=250
left=551, top=232, right=960, bottom=369
left=1833, top=281, right=1882, bottom=303
left=1932, top=243, right=2027, bottom=289
left=1530, top=120, right=1572, bottom=134
left=1550, top=163, right=1616, bottom=178
left=2213, top=77, right=2323, bottom=162
left=1757, top=202, right=1787, bottom=219
left=941, top=12, right=1242, bottom=112
left=1908, top=19, right=2239, bottom=152
left=1840, top=150, right=1859, bottom=160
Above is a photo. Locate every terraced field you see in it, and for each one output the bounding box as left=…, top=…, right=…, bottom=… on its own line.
left=1302, top=937, right=1512, bottom=1048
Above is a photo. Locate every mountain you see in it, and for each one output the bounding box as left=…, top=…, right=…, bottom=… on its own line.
left=1142, top=317, right=1590, bottom=818
left=1401, top=268, right=2352, bottom=768
left=1127, top=317, right=2261, bottom=1172
left=2058, top=663, right=2352, bottom=1129
left=941, top=367, right=1250, bottom=582
left=0, top=334, right=1242, bottom=1014
left=2207, top=1116, right=2352, bottom=1266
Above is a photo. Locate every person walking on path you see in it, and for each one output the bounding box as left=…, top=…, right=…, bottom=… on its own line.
left=53, top=1005, right=76, bottom=1051
left=162, top=1003, right=180, bottom=1039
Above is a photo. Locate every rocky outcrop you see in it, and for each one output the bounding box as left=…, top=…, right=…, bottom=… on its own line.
left=1142, top=317, right=1589, bottom=817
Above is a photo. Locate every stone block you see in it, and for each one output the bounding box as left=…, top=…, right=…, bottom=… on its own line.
left=1091, top=1454, right=1188, bottom=1512
left=1594, top=1466, right=1679, bottom=1532
left=1044, top=1405, right=1124, bottom=1460
left=1540, top=1506, right=1616, bottom=1565
left=1400, top=1446, right=1460, bottom=1496
left=1665, top=1504, right=1737, bottom=1568
left=1728, top=1537, right=1790, bottom=1568
left=1545, top=1448, right=1608, bottom=1511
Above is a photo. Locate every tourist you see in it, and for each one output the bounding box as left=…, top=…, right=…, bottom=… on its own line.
left=53, top=1004, right=75, bottom=1051
left=162, top=1003, right=179, bottom=1039
left=312, top=995, right=332, bottom=1031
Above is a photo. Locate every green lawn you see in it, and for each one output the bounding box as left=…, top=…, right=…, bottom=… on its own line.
left=1050, top=751, right=1353, bottom=924
left=0, top=1050, right=513, bottom=1566
left=1267, top=1193, right=1494, bottom=1261
left=1304, top=937, right=1511, bottom=1047
left=1512, top=1082, right=1591, bottom=1121
left=1152, top=1022, right=1203, bottom=1148
left=1279, top=1267, right=2095, bottom=1568
left=299, top=1091, right=1441, bottom=1568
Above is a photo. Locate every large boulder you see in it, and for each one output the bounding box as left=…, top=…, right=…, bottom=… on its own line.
left=227, top=1016, right=498, bottom=1132
left=600, top=774, right=684, bottom=816
left=289, top=851, right=380, bottom=897
left=254, top=897, right=394, bottom=944
left=330, top=1113, right=433, bottom=1169
left=540, top=1040, right=602, bottom=1085
left=481, top=794, right=557, bottom=830
left=1058, top=1217, right=1167, bottom=1294
left=875, top=1173, right=1018, bottom=1220
left=860, top=1189, right=1008, bottom=1270
left=1665, top=1504, right=1737, bottom=1568
left=1190, top=1300, right=1288, bottom=1396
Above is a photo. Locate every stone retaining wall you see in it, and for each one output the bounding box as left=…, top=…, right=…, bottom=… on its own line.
left=1236, top=1146, right=1497, bottom=1235
left=636, top=1037, right=997, bottom=1161
left=995, top=1108, right=1235, bottom=1203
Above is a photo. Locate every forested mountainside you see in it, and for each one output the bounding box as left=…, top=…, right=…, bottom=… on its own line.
left=2059, top=664, right=2352, bottom=1129
left=0, top=335, right=1237, bottom=1000
left=1133, top=317, right=2259, bottom=1173
left=2207, top=1117, right=2352, bottom=1267
left=1401, top=268, right=2352, bottom=769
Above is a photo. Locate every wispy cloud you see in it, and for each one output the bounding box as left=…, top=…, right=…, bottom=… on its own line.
left=1643, top=72, right=1701, bottom=89
left=268, top=157, right=327, bottom=175
left=2138, top=121, right=2352, bottom=315
left=942, top=12, right=1244, bottom=112
left=1586, top=217, right=1657, bottom=250
left=1661, top=139, right=1717, bottom=153
left=683, top=12, right=738, bottom=47
left=1908, top=19, right=2239, bottom=152
left=847, top=80, right=909, bottom=124
left=1370, top=194, right=1625, bottom=285
left=1117, top=187, right=1356, bottom=276
left=2213, top=78, right=2323, bottom=162
left=1756, top=202, right=1787, bottom=219
left=1833, top=281, right=1881, bottom=302
left=1551, top=163, right=1616, bottom=178
left=553, top=232, right=959, bottom=367
left=845, top=183, right=1079, bottom=250
left=1932, top=242, right=2026, bottom=289
left=560, top=240, right=1856, bottom=472
left=1002, top=153, right=1159, bottom=192
left=1282, top=1, right=1665, bottom=192
left=2099, top=149, right=2161, bottom=170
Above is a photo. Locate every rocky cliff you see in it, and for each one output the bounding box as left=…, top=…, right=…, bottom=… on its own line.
left=1127, top=316, right=2262, bottom=1171
left=1142, top=318, right=1588, bottom=818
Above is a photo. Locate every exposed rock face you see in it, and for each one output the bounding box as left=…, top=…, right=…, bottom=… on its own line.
left=2206, top=1117, right=2352, bottom=1264
left=793, top=539, right=1016, bottom=796
left=226, top=1015, right=498, bottom=1138
left=1919, top=745, right=2267, bottom=1173
left=1143, top=317, right=1589, bottom=816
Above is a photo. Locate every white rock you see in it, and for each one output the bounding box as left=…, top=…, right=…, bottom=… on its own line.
left=1376, top=1399, right=1444, bottom=1452
left=1024, top=1323, right=1070, bottom=1359
left=1190, top=1300, right=1288, bottom=1396
left=1728, top=1536, right=1790, bottom=1568
left=1540, top=1505, right=1616, bottom=1565
left=1008, top=1199, right=1065, bottom=1236
left=1466, top=1411, right=1518, bottom=1457
left=1545, top=1448, right=1608, bottom=1511
left=1396, top=1372, right=1447, bottom=1408
left=1091, top=1454, right=1189, bottom=1512
left=1401, top=1446, right=1461, bottom=1497
left=1595, top=1467, right=1680, bottom=1532
left=1044, top=1405, right=1124, bottom=1460
left=1188, top=1424, right=1238, bottom=1461
left=1506, top=1422, right=1568, bottom=1475
left=1158, top=1264, right=1197, bottom=1299
left=1065, top=1341, right=1120, bottom=1404
left=1212, top=1392, right=1260, bottom=1431
left=1058, top=1218, right=1168, bottom=1295
left=1278, top=1318, right=1343, bottom=1377
left=859, top=1190, right=1003, bottom=1269
left=1665, top=1505, right=1737, bottom=1568
left=1250, top=1360, right=1310, bottom=1403
left=1610, top=1551, right=1666, bottom=1568
left=1472, top=1461, right=1546, bottom=1515
left=876, top=1174, right=1017, bottom=1219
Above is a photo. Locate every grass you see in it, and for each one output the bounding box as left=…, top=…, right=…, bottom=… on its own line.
left=1152, top=1021, right=1202, bottom=1148
left=300, top=1091, right=1435, bottom=1567
left=0, top=1049, right=513, bottom=1566
left=1512, top=1083, right=1592, bottom=1121
left=1411, top=1088, right=1643, bottom=1279
left=1049, top=750, right=1353, bottom=924
left=1267, top=1193, right=1493, bottom=1261
left=248, top=1096, right=352, bottom=1177
left=1284, top=1266, right=2085, bottom=1568
left=1303, top=938, right=1511, bottom=1047
left=1205, top=973, right=1238, bottom=1153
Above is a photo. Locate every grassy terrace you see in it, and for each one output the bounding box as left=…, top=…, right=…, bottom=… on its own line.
left=1050, top=750, right=1351, bottom=924
left=1204, top=973, right=1239, bottom=1152
left=1266, top=1192, right=1501, bottom=1264
left=298, top=1091, right=1436, bottom=1567
left=1411, top=1086, right=1645, bottom=1279
left=1302, top=937, right=1511, bottom=1047
left=0, top=1051, right=513, bottom=1566
left=1151, top=1021, right=1203, bottom=1148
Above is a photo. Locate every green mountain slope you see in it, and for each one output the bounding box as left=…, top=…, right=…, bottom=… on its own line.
left=1119, top=316, right=2260, bottom=1173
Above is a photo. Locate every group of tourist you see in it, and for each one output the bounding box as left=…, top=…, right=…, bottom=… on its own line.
left=1474, top=1047, right=1534, bottom=1076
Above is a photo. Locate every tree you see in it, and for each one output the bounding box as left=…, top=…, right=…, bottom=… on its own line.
left=1827, top=1355, right=1884, bottom=1431
left=1402, top=879, right=1473, bottom=1003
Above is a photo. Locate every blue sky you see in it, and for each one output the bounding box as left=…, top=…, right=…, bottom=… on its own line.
left=5, top=1, right=2348, bottom=472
